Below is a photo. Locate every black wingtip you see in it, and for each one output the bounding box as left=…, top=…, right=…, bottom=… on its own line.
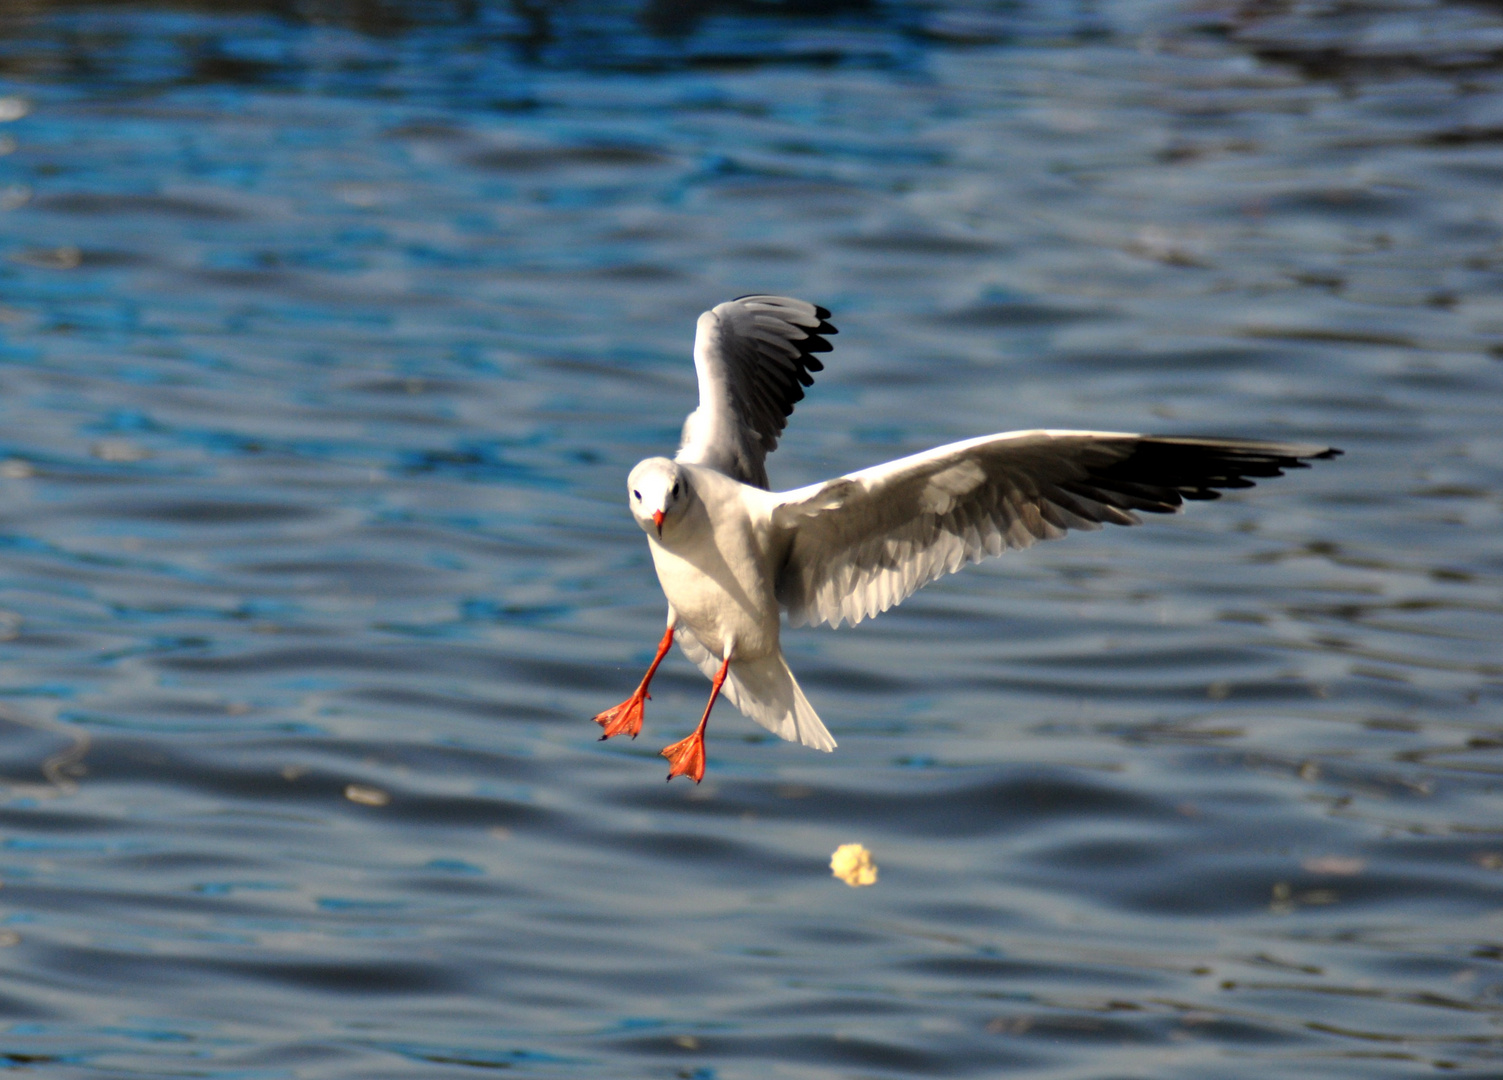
left=1091, top=436, right=1342, bottom=511
left=726, top=295, right=837, bottom=338
left=708, top=296, right=840, bottom=478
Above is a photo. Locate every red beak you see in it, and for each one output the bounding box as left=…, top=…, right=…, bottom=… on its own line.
left=652, top=510, right=665, bottom=536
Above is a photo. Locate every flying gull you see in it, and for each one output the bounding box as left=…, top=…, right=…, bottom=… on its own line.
left=594, top=295, right=1339, bottom=782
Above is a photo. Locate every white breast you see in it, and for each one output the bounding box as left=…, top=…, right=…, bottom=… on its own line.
left=648, top=471, right=781, bottom=661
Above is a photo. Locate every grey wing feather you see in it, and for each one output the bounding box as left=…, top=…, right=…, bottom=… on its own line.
left=773, top=431, right=1340, bottom=629
left=676, top=295, right=836, bottom=489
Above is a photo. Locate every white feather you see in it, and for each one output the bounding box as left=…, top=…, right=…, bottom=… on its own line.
left=675, top=627, right=835, bottom=751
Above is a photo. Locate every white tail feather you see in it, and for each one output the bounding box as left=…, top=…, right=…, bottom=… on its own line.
left=674, top=630, right=836, bottom=752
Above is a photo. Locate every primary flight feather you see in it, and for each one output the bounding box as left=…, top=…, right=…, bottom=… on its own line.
left=593, top=295, right=1339, bottom=782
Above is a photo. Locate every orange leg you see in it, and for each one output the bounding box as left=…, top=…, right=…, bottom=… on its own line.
left=662, top=654, right=730, bottom=784
left=593, top=624, right=675, bottom=740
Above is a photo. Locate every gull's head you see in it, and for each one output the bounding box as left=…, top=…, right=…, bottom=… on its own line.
left=627, top=457, right=687, bottom=539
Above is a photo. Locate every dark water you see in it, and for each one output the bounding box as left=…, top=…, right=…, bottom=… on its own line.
left=0, top=0, right=1500, bottom=1076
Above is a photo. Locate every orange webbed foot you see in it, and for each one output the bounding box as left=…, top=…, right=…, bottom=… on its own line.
left=661, top=729, right=706, bottom=784
left=593, top=691, right=648, bottom=740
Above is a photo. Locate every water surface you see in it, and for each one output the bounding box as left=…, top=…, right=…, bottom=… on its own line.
left=0, top=1, right=1501, bottom=1077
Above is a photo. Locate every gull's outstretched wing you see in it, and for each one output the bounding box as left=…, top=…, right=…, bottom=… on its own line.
left=675, top=295, right=836, bottom=489
left=773, top=431, right=1340, bottom=629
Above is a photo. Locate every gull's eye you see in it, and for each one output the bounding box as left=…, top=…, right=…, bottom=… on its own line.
left=633, top=490, right=641, bottom=500
left=671, top=483, right=679, bottom=498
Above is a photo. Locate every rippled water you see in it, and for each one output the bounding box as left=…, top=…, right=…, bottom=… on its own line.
left=0, top=1, right=1500, bottom=1076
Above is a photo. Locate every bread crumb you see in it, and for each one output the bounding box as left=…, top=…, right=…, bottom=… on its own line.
left=830, top=843, right=877, bottom=887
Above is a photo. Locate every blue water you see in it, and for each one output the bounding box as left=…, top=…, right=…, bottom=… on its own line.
left=0, top=1, right=1500, bottom=1076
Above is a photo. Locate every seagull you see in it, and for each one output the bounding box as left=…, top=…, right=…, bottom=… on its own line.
left=594, top=295, right=1339, bottom=782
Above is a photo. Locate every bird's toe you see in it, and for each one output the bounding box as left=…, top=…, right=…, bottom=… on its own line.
left=593, top=694, right=646, bottom=740
left=661, top=730, right=707, bottom=783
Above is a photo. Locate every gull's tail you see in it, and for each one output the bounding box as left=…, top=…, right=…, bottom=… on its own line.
left=674, top=630, right=836, bottom=752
